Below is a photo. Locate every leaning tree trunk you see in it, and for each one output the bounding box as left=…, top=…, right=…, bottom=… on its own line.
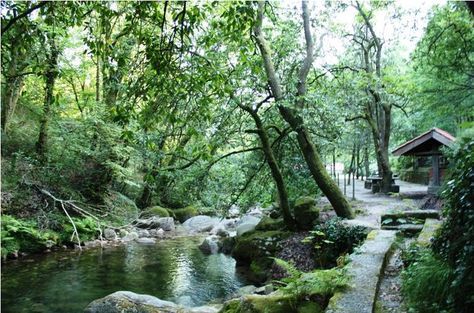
left=236, top=100, right=295, bottom=229
left=279, top=107, right=354, bottom=218
left=36, top=36, right=59, bottom=161
left=253, top=0, right=354, bottom=219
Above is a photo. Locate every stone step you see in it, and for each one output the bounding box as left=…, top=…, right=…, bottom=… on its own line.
left=381, top=224, right=424, bottom=234
left=381, top=210, right=440, bottom=221
left=326, top=230, right=396, bottom=313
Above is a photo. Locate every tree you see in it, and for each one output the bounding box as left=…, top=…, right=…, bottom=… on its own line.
left=252, top=1, right=354, bottom=218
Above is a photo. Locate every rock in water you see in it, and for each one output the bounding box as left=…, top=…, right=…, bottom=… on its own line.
left=122, top=231, right=139, bottom=242
left=136, top=238, right=156, bottom=244
left=199, top=236, right=220, bottom=254
left=135, top=217, right=175, bottom=231
left=182, top=215, right=220, bottom=233
left=103, top=228, right=118, bottom=241
left=156, top=217, right=175, bottom=231
left=137, top=229, right=151, bottom=238
left=236, top=223, right=257, bottom=236
left=84, top=291, right=177, bottom=313
left=84, top=291, right=222, bottom=313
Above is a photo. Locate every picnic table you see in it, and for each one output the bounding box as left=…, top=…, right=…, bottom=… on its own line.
left=365, top=176, right=398, bottom=193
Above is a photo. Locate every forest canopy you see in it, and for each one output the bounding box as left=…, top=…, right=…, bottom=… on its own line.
left=1, top=0, right=473, bottom=232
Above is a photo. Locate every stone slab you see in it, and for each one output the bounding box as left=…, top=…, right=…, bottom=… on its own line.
left=417, top=218, right=443, bottom=247
left=326, top=230, right=396, bottom=313
left=381, top=210, right=440, bottom=220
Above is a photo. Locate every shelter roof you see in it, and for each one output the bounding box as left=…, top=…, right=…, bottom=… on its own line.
left=392, top=128, right=456, bottom=156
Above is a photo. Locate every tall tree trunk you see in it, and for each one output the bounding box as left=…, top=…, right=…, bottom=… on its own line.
left=36, top=36, right=59, bottom=161
left=347, top=143, right=356, bottom=185
left=253, top=1, right=354, bottom=218
left=1, top=42, right=26, bottom=133
left=355, top=1, right=393, bottom=193
left=364, top=144, right=370, bottom=179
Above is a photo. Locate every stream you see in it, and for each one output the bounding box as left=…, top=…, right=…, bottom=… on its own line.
left=1, top=236, right=247, bottom=313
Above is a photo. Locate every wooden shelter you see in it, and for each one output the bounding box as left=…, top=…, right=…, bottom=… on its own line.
left=392, top=128, right=456, bottom=194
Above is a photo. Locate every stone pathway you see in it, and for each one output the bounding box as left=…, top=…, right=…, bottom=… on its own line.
left=322, top=179, right=429, bottom=313
left=338, top=179, right=428, bottom=229
left=325, top=230, right=396, bottom=313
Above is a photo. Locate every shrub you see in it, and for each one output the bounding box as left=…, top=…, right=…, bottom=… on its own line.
left=402, top=251, right=454, bottom=313
left=1, top=215, right=59, bottom=259
left=303, top=217, right=368, bottom=268
left=432, top=135, right=474, bottom=312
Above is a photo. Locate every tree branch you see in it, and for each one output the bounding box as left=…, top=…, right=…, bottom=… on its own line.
left=1, top=1, right=48, bottom=35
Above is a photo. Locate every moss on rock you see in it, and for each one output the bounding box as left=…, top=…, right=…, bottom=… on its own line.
left=255, top=217, right=285, bottom=231
left=170, top=205, right=198, bottom=223
left=296, top=301, right=323, bottom=313
left=232, top=231, right=291, bottom=265
left=293, top=196, right=319, bottom=230
left=141, top=206, right=170, bottom=218
left=232, top=231, right=291, bottom=284
left=219, top=293, right=294, bottom=313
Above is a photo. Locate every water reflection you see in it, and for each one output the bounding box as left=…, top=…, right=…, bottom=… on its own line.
left=1, top=236, right=247, bottom=313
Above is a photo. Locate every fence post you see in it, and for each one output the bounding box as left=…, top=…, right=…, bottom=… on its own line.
left=352, top=172, right=355, bottom=200
left=344, top=174, right=346, bottom=196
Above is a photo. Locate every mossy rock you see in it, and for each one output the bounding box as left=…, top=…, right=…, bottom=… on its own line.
left=104, top=191, right=139, bottom=223
left=232, top=231, right=291, bottom=265
left=297, top=301, right=323, bottom=313
left=219, top=293, right=294, bottom=313
left=293, top=196, right=319, bottom=231
left=220, top=236, right=236, bottom=254
left=140, top=206, right=170, bottom=218
left=169, top=205, right=198, bottom=223
left=255, top=217, right=285, bottom=231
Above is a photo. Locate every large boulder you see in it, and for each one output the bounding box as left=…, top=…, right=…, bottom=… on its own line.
left=84, top=291, right=177, bottom=313
left=293, top=196, right=319, bottom=230
left=236, top=223, right=257, bottom=236
left=236, top=215, right=262, bottom=236
left=231, top=230, right=291, bottom=282
left=182, top=215, right=220, bottom=233
left=84, top=291, right=221, bottom=313
left=156, top=217, right=175, bottom=231
left=135, top=217, right=175, bottom=231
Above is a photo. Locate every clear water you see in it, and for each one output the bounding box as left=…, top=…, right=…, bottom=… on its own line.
left=1, top=236, right=247, bottom=313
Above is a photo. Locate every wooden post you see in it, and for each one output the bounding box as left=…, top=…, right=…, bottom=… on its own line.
left=428, top=153, right=441, bottom=194
left=344, top=174, right=346, bottom=196
left=352, top=173, right=355, bottom=200
left=432, top=154, right=440, bottom=186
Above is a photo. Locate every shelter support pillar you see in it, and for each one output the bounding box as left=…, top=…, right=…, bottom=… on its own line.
left=428, top=154, right=440, bottom=194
